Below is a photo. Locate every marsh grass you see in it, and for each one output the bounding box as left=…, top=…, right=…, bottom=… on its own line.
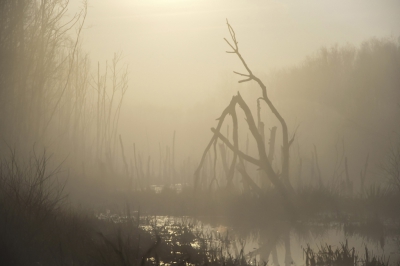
left=303, top=240, right=394, bottom=266
left=304, top=241, right=357, bottom=266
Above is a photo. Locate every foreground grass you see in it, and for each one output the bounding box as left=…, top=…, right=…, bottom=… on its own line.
left=0, top=153, right=263, bottom=265
left=304, top=240, right=399, bottom=266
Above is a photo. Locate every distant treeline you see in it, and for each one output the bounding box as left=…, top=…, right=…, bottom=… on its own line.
left=268, top=37, right=400, bottom=134
left=253, top=38, right=400, bottom=186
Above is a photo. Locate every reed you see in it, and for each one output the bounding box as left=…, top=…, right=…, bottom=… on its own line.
left=303, top=240, right=392, bottom=266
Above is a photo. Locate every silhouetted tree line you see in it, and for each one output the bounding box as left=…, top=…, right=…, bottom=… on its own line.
left=267, top=37, right=400, bottom=136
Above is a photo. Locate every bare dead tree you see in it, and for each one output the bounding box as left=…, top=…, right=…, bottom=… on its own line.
left=93, top=53, right=128, bottom=169
left=313, top=145, right=323, bottom=188
left=0, top=0, right=88, bottom=151
left=219, top=144, right=229, bottom=179
left=360, top=153, right=369, bottom=196
left=195, top=20, right=298, bottom=200
left=268, top=127, right=278, bottom=165
left=223, top=20, right=295, bottom=190
left=196, top=94, right=296, bottom=214
left=194, top=20, right=298, bottom=217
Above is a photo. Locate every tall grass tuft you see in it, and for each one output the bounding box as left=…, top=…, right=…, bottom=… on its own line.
left=303, top=240, right=392, bottom=266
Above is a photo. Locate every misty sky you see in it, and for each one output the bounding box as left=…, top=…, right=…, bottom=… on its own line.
left=69, top=0, right=400, bottom=108
left=62, top=0, right=400, bottom=161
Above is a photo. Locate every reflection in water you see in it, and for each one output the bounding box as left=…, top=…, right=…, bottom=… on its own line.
left=97, top=211, right=400, bottom=265
left=187, top=217, right=399, bottom=265
left=254, top=220, right=399, bottom=265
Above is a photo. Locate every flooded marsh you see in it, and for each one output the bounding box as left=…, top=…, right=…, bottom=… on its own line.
left=1, top=0, right=400, bottom=265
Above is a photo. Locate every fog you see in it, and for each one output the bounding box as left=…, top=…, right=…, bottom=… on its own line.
left=1, top=0, right=399, bottom=201
left=69, top=0, right=400, bottom=184
left=1, top=0, right=400, bottom=264
left=75, top=0, right=400, bottom=107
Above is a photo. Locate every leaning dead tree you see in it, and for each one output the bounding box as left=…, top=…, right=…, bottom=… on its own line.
left=194, top=20, right=296, bottom=212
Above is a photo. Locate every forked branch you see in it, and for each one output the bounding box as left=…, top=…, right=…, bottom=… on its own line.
left=225, top=20, right=292, bottom=187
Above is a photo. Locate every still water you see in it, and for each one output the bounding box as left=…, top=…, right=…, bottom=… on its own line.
left=98, top=211, right=400, bottom=265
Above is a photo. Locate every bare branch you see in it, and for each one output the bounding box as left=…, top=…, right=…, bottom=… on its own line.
left=211, top=128, right=260, bottom=167
left=233, top=71, right=250, bottom=77
left=194, top=96, right=237, bottom=189
left=225, top=20, right=253, bottom=76
left=41, top=1, right=88, bottom=135
left=224, top=38, right=236, bottom=51
left=238, top=78, right=252, bottom=83
left=288, top=134, right=295, bottom=148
